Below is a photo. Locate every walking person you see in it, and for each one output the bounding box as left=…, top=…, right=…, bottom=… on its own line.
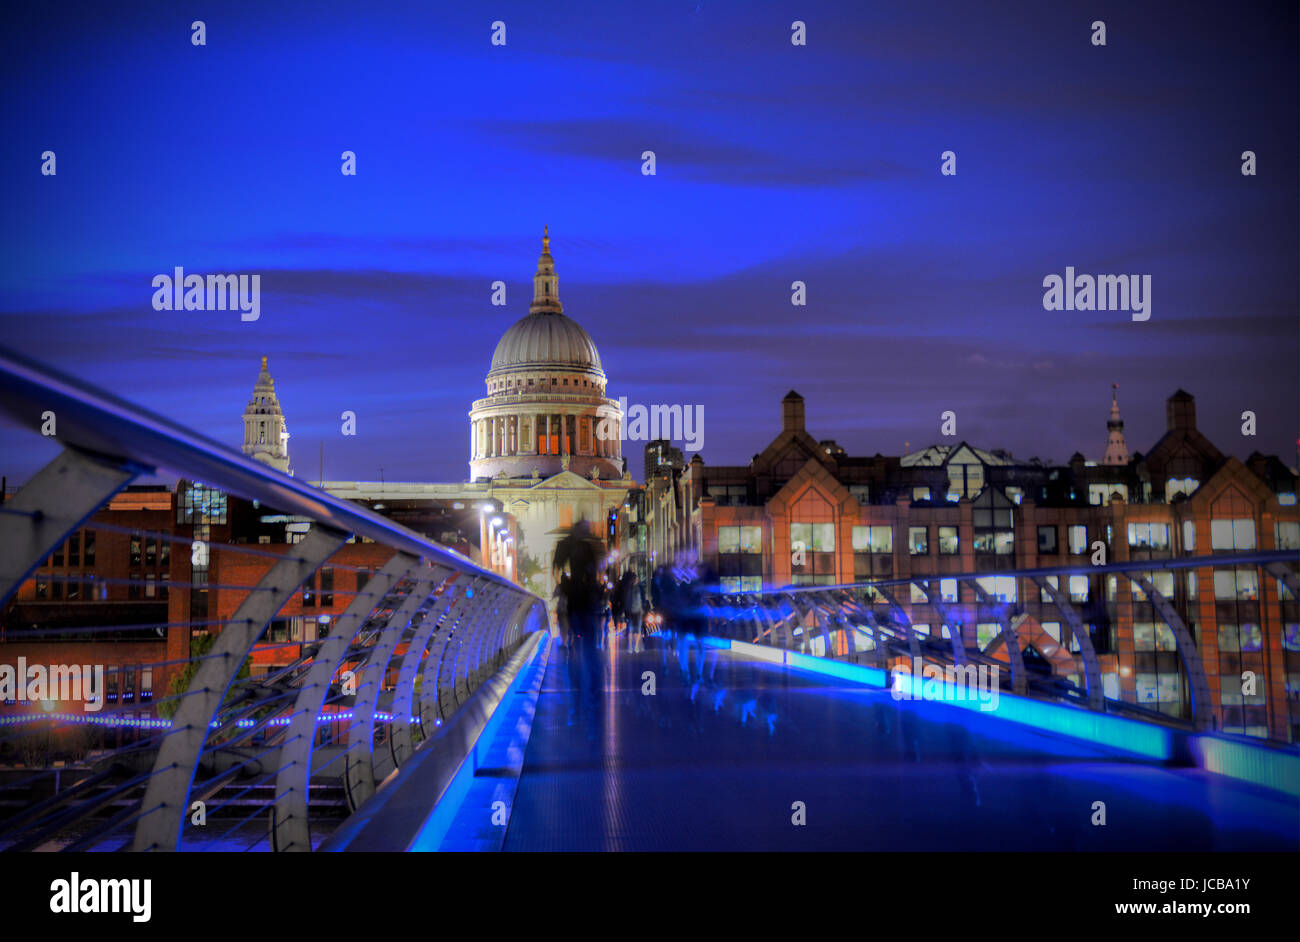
left=620, top=570, right=646, bottom=653
left=553, top=520, right=606, bottom=738
left=553, top=574, right=570, bottom=644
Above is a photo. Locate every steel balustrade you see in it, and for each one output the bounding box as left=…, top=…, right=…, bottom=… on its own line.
left=0, top=345, right=547, bottom=851
left=703, top=551, right=1299, bottom=734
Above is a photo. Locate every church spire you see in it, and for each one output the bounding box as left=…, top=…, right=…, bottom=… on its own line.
left=530, top=225, right=563, bottom=315
left=243, top=354, right=292, bottom=474
left=1103, top=383, right=1129, bottom=466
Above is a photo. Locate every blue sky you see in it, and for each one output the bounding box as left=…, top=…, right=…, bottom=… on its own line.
left=1, top=0, right=1296, bottom=485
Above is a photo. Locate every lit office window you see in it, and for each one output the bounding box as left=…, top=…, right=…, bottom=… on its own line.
left=1127, top=522, right=1170, bottom=550
left=937, top=526, right=959, bottom=555
left=1067, top=525, right=1087, bottom=555
left=908, top=526, right=928, bottom=555
left=1210, top=518, right=1256, bottom=551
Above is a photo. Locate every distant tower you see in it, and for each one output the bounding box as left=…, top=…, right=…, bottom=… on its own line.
left=242, top=355, right=292, bottom=474
left=1103, top=383, right=1129, bottom=466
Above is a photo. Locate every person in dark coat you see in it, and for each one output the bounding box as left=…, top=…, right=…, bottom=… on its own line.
left=553, top=520, right=606, bottom=734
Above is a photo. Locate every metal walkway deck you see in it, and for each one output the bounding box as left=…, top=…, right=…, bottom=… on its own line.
left=493, top=636, right=1297, bottom=852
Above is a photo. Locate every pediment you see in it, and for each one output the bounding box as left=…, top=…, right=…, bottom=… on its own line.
left=529, top=470, right=604, bottom=490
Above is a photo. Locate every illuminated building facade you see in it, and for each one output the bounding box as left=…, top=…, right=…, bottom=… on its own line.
left=656, top=388, right=1300, bottom=741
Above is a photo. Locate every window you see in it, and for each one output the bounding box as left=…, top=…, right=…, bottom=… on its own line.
left=145, top=574, right=156, bottom=598
left=719, top=526, right=763, bottom=586
left=357, top=568, right=372, bottom=592
left=849, top=485, right=871, bottom=505
left=792, top=522, right=835, bottom=552
left=1214, top=568, right=1259, bottom=601
left=146, top=539, right=157, bottom=567
left=1217, top=623, right=1263, bottom=654
left=177, top=483, right=228, bottom=525
left=1088, top=483, right=1128, bottom=506
left=1130, top=570, right=1174, bottom=601
left=977, top=623, right=1003, bottom=649
left=1005, top=486, right=1023, bottom=505
left=1040, top=575, right=1058, bottom=603
left=912, top=487, right=931, bottom=501
left=1278, top=492, right=1296, bottom=506
left=320, top=567, right=334, bottom=607
left=719, top=525, right=762, bottom=554
left=908, top=526, right=928, bottom=555
left=1275, top=521, right=1300, bottom=551
left=973, top=492, right=1014, bottom=555
left=1210, top=518, right=1256, bottom=551
left=130, top=536, right=141, bottom=567
left=1182, top=520, right=1196, bottom=553
left=1037, top=525, right=1057, bottom=553
left=84, top=530, right=95, bottom=566
left=69, top=533, right=80, bottom=566
left=939, top=578, right=958, bottom=604
left=852, top=525, right=891, bottom=554
left=976, top=576, right=1016, bottom=603
left=791, top=522, right=836, bottom=585
left=937, top=526, right=959, bottom=555
left=1041, top=622, right=1061, bottom=644
left=303, top=572, right=316, bottom=607
left=1127, top=522, right=1170, bottom=550
left=973, top=529, right=1014, bottom=554
left=1068, top=575, right=1089, bottom=602
left=946, top=460, right=984, bottom=500
left=1067, top=525, right=1087, bottom=555
left=35, top=578, right=48, bottom=600
left=910, top=583, right=928, bottom=603
left=1166, top=477, right=1199, bottom=501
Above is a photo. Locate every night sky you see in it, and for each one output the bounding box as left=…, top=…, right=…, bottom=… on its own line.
left=2, top=0, right=1296, bottom=486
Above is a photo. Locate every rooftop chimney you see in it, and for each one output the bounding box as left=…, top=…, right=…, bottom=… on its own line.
left=1166, top=390, right=1196, bottom=432
left=782, top=390, right=805, bottom=433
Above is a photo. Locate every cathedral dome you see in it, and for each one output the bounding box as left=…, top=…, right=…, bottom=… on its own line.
left=469, top=228, right=623, bottom=485
left=488, top=311, right=603, bottom=377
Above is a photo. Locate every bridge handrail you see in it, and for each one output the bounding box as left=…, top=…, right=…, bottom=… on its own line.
left=0, top=345, right=548, bottom=852
left=0, top=343, right=523, bottom=593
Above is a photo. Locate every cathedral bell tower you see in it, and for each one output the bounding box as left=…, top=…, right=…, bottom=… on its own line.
left=242, top=355, right=292, bottom=474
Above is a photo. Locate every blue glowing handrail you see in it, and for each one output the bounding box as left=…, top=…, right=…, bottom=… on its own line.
left=0, top=344, right=534, bottom=597
left=703, top=549, right=1299, bottom=598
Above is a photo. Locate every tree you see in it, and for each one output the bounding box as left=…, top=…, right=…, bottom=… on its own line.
left=157, top=632, right=250, bottom=720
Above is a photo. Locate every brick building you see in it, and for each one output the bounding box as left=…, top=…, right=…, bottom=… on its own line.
left=645, top=388, right=1299, bottom=741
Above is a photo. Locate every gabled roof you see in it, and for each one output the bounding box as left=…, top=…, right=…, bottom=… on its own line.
left=900, top=442, right=1015, bottom=468
left=765, top=455, right=859, bottom=517
left=1141, top=425, right=1224, bottom=472
left=750, top=423, right=836, bottom=476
